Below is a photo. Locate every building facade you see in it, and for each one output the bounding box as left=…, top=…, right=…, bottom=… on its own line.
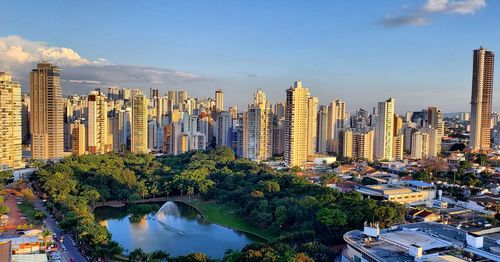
left=470, top=47, right=494, bottom=151
left=0, top=72, right=24, bottom=170
left=30, top=62, right=64, bottom=160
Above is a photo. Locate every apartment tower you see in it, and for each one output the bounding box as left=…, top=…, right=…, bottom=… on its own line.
left=215, top=89, right=224, bottom=111
left=284, top=81, right=310, bottom=167
left=374, top=97, right=395, bottom=160
left=470, top=47, right=494, bottom=151
left=131, top=95, right=148, bottom=153
left=87, top=90, right=111, bottom=154
left=0, top=72, right=24, bottom=170
left=243, top=89, right=273, bottom=161
left=30, top=62, right=64, bottom=160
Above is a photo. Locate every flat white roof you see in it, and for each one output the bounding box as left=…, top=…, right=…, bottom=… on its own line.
left=381, top=231, right=451, bottom=251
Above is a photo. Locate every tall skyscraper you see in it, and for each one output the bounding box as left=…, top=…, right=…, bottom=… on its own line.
left=0, top=72, right=24, bottom=170
left=30, top=62, right=64, bottom=160
left=131, top=95, right=148, bottom=153
left=374, top=97, right=395, bottom=161
left=243, top=90, right=272, bottom=161
left=87, top=90, right=111, bottom=154
left=470, top=47, right=494, bottom=151
left=215, top=89, right=224, bottom=111
left=284, top=81, right=309, bottom=167
left=307, top=97, right=319, bottom=156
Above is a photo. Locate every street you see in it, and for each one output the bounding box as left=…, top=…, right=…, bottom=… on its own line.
left=34, top=199, right=88, bottom=262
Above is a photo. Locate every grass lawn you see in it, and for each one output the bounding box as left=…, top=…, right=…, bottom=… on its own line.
left=188, top=200, right=278, bottom=241
left=17, top=201, right=43, bottom=226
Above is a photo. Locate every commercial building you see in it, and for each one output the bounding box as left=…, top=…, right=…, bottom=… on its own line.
left=355, top=180, right=436, bottom=205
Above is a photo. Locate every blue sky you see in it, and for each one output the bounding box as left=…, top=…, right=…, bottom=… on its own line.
left=0, top=0, right=499, bottom=113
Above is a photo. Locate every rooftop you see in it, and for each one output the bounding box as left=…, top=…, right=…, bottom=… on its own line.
left=344, top=222, right=500, bottom=262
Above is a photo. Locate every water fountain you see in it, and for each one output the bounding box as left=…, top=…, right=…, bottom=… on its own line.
left=155, top=201, right=185, bottom=235
left=156, top=201, right=181, bottom=217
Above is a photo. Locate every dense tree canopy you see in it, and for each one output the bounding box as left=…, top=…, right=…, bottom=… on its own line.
left=33, top=147, right=405, bottom=261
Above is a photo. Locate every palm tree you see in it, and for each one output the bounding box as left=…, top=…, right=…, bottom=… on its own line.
left=187, top=186, right=194, bottom=203
left=41, top=229, right=51, bottom=248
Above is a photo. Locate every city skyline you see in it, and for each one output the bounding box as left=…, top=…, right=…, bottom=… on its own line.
left=0, top=1, right=499, bottom=113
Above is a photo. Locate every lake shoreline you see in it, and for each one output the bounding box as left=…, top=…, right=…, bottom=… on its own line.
left=177, top=200, right=274, bottom=242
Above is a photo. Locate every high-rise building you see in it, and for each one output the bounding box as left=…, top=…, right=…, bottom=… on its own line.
left=327, top=99, right=346, bottom=153
left=353, top=130, right=374, bottom=162
left=243, top=90, right=273, bottom=161
left=178, top=90, right=188, bottom=104
left=228, top=106, right=238, bottom=119
left=410, top=127, right=439, bottom=159
left=316, top=105, right=329, bottom=154
left=284, top=81, right=309, bottom=167
left=87, top=90, right=111, bottom=154
left=215, top=111, right=232, bottom=147
left=30, top=62, right=64, bottom=160
left=427, top=107, right=444, bottom=154
left=307, top=97, right=319, bottom=156
left=0, top=72, right=24, bottom=170
left=392, top=115, right=404, bottom=161
left=339, top=129, right=353, bottom=159
left=374, top=98, right=395, bottom=161
left=120, top=88, right=131, bottom=101
left=470, top=47, right=495, bottom=151
left=109, top=107, right=131, bottom=152
left=71, top=119, right=86, bottom=156
left=150, top=88, right=159, bottom=100
left=215, top=89, right=224, bottom=111
left=393, top=133, right=404, bottom=161
left=274, top=102, right=286, bottom=120
left=131, top=95, right=148, bottom=153
left=107, top=86, right=120, bottom=101
left=21, top=93, right=31, bottom=145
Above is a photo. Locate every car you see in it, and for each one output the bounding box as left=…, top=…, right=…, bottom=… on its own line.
left=50, top=253, right=62, bottom=260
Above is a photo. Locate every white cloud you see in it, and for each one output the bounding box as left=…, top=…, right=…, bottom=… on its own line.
left=425, top=0, right=486, bottom=14
left=0, top=35, right=99, bottom=68
left=0, top=35, right=205, bottom=94
left=381, top=15, right=429, bottom=28
left=381, top=0, right=487, bottom=28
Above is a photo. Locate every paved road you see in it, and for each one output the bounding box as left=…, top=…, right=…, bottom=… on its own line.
left=34, top=199, right=88, bottom=262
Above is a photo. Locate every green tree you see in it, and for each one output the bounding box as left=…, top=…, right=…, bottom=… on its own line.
left=0, top=206, right=9, bottom=214
left=129, top=248, right=148, bottom=262
left=316, top=207, right=347, bottom=228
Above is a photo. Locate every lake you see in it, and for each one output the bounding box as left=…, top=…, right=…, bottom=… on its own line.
left=94, top=201, right=256, bottom=258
